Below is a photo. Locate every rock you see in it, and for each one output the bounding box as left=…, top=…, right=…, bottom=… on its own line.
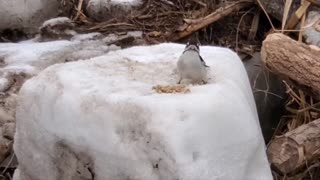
left=303, top=10, right=320, bottom=47
left=243, top=52, right=286, bottom=142
left=259, top=0, right=300, bottom=22
left=13, top=44, right=272, bottom=180
left=259, top=0, right=320, bottom=27
left=3, top=122, right=15, bottom=140
left=103, top=31, right=144, bottom=48
left=0, top=0, right=59, bottom=33
left=0, top=136, right=12, bottom=163
left=39, top=17, right=77, bottom=41
left=0, top=151, right=18, bottom=169
left=0, top=77, right=11, bottom=92
left=86, top=0, right=142, bottom=21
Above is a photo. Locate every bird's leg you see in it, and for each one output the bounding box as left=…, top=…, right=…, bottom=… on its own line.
left=177, top=78, right=182, bottom=84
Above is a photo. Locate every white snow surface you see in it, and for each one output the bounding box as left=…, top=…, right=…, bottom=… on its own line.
left=0, top=41, right=73, bottom=75
left=14, top=43, right=272, bottom=180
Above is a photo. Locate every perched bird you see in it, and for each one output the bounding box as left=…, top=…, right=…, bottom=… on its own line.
left=177, top=41, right=209, bottom=84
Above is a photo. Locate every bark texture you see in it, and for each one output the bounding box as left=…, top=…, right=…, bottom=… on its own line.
left=261, top=33, right=320, bottom=95
left=267, top=119, right=320, bottom=174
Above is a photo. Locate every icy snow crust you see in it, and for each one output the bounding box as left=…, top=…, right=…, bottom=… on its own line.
left=0, top=41, right=73, bottom=75
left=14, top=43, right=272, bottom=179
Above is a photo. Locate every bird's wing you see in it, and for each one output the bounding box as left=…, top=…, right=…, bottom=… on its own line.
left=200, top=55, right=209, bottom=67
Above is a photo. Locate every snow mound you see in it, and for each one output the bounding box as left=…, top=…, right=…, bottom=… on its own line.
left=13, top=43, right=272, bottom=180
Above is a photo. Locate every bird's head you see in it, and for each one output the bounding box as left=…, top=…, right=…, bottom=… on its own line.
left=184, top=40, right=200, bottom=53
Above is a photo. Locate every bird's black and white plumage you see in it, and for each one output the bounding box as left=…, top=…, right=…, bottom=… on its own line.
left=177, top=41, right=209, bottom=84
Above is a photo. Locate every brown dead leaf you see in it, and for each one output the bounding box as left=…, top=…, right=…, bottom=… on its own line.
left=147, top=31, right=162, bottom=37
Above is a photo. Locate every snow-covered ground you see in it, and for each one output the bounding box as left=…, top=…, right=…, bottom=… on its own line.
left=0, top=33, right=118, bottom=92
left=0, top=41, right=73, bottom=75
left=13, top=43, right=272, bottom=179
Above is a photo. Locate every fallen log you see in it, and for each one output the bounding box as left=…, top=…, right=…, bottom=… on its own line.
left=267, top=118, right=320, bottom=174
left=261, top=33, right=320, bottom=96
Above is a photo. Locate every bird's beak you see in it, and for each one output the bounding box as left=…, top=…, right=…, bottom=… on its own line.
left=191, top=46, right=199, bottom=51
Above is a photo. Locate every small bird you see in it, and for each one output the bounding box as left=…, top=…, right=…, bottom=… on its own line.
left=177, top=40, right=209, bottom=84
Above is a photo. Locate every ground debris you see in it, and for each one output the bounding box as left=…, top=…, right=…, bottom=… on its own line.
left=62, top=0, right=256, bottom=43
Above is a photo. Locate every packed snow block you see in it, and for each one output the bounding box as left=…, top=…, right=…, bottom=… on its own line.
left=0, top=0, right=59, bottom=33
left=13, top=43, right=272, bottom=180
